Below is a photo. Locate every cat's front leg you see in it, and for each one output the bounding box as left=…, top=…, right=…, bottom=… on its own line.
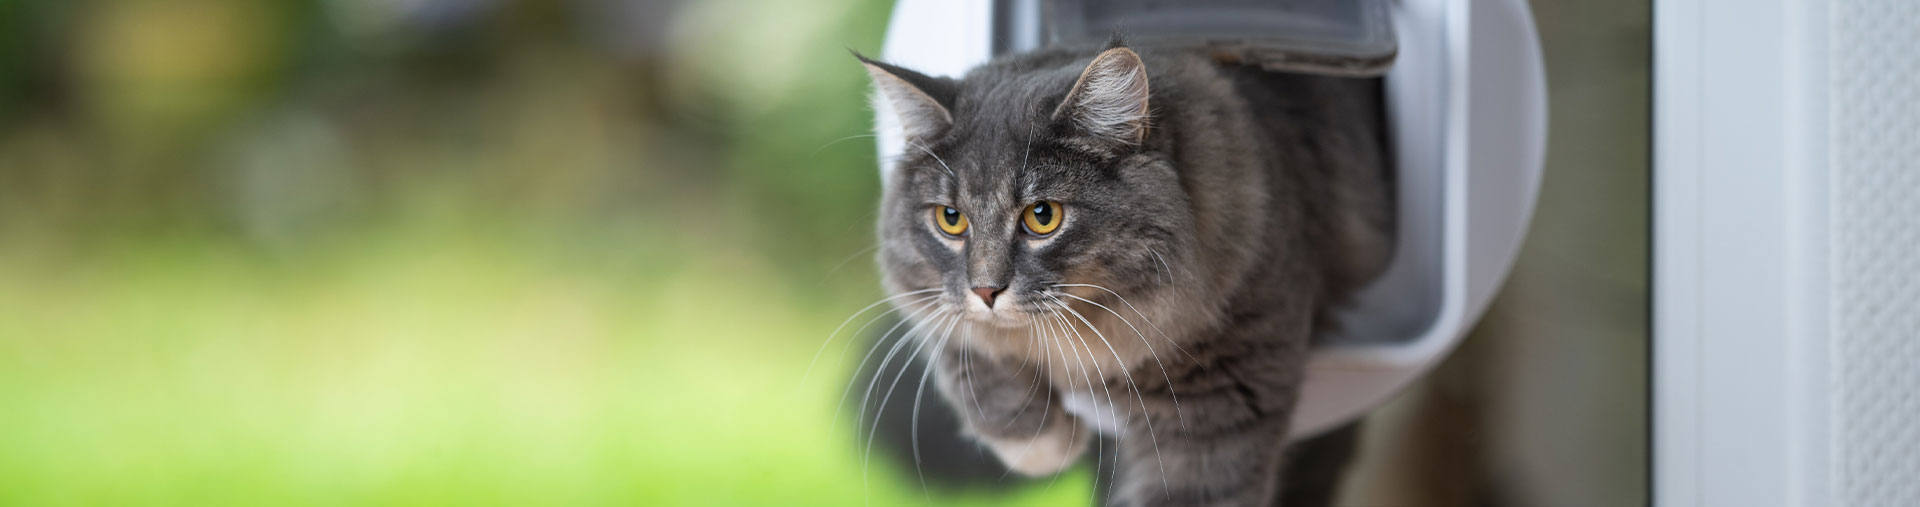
left=1108, top=330, right=1307, bottom=507
left=932, top=344, right=1088, bottom=477
left=1113, top=415, right=1289, bottom=507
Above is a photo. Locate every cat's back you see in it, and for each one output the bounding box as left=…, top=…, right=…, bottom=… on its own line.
left=1127, top=48, right=1395, bottom=301
left=1211, top=61, right=1396, bottom=300
left=1114, top=47, right=1395, bottom=307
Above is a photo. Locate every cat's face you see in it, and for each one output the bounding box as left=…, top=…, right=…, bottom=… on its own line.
left=867, top=48, right=1193, bottom=330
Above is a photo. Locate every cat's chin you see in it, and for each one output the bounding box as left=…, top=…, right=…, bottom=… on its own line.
left=962, top=309, right=1037, bottom=329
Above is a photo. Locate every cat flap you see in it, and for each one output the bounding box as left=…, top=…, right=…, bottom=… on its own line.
left=993, top=0, right=1397, bottom=77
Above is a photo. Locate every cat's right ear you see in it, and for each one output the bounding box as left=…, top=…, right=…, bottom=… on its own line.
left=856, top=53, right=956, bottom=144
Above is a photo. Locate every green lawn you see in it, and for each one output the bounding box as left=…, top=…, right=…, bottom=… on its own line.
left=0, top=228, right=1088, bottom=506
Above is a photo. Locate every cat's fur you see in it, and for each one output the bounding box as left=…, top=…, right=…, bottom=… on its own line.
left=863, top=41, right=1392, bottom=507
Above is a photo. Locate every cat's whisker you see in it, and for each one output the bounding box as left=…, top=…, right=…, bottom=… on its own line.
left=828, top=296, right=940, bottom=420
left=1014, top=126, right=1038, bottom=197
left=1018, top=126, right=1036, bottom=173
left=1051, top=291, right=1190, bottom=431
left=1036, top=318, right=1051, bottom=397
left=1147, top=248, right=1175, bottom=286
left=837, top=304, right=945, bottom=436
left=909, top=314, right=961, bottom=503
left=1037, top=379, right=1073, bottom=496
left=862, top=313, right=960, bottom=504
left=1052, top=282, right=1203, bottom=366
left=903, top=140, right=956, bottom=178
left=804, top=289, right=941, bottom=385
left=1050, top=284, right=1172, bottom=345
left=867, top=312, right=960, bottom=448
left=819, top=242, right=881, bottom=284
left=1044, top=313, right=1090, bottom=495
left=853, top=310, right=947, bottom=507
left=1043, top=304, right=1123, bottom=490
left=1001, top=316, right=1043, bottom=384
left=807, top=133, right=878, bottom=158
left=1044, top=305, right=1128, bottom=499
left=1049, top=311, right=1096, bottom=496
left=835, top=300, right=948, bottom=390
left=1045, top=301, right=1124, bottom=443
left=1046, top=293, right=1173, bottom=494
left=999, top=320, right=1046, bottom=431
left=1147, top=247, right=1180, bottom=286
left=960, top=322, right=989, bottom=420
left=996, top=317, right=1063, bottom=480
left=836, top=295, right=939, bottom=369
left=1019, top=319, right=1045, bottom=393
left=1044, top=311, right=1106, bottom=489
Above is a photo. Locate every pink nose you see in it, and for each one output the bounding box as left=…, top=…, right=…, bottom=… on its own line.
left=971, top=287, right=1005, bottom=308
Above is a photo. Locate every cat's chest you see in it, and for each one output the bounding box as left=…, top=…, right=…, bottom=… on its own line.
left=1061, top=390, right=1127, bottom=438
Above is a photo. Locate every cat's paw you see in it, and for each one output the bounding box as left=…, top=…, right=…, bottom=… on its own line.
left=979, top=426, right=1089, bottom=477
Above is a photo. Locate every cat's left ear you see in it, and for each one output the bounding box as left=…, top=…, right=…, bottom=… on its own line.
left=1053, top=47, right=1151, bottom=150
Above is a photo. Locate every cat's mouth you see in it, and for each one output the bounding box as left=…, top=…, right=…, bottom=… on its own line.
left=961, top=304, right=1038, bottom=328
left=958, top=290, right=1071, bottom=329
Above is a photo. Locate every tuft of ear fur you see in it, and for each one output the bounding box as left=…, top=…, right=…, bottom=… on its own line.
left=855, top=53, right=954, bottom=144
left=1053, top=47, right=1151, bottom=148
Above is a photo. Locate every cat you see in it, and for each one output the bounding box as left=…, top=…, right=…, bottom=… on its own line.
left=860, top=38, right=1393, bottom=507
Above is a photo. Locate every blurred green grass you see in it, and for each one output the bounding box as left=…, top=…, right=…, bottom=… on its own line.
left=0, top=225, right=1089, bottom=505
left=0, top=0, right=1092, bottom=504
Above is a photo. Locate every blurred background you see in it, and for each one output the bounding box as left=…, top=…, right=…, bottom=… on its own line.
left=0, top=0, right=1643, bottom=505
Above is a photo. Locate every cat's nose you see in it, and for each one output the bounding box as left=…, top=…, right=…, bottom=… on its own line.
left=971, top=286, right=1006, bottom=308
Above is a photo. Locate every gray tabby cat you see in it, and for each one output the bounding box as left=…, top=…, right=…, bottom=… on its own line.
left=861, top=40, right=1392, bottom=507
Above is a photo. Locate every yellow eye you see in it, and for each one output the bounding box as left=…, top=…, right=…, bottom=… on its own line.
left=934, top=206, right=969, bottom=236
left=1022, top=201, right=1063, bottom=235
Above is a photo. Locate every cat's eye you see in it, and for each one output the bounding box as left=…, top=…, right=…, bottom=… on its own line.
left=933, top=206, right=969, bottom=236
left=1022, top=201, right=1063, bottom=236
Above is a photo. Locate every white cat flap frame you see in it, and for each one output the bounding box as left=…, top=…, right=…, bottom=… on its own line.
left=874, top=0, right=1547, bottom=439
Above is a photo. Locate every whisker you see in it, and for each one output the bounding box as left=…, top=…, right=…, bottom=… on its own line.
left=1051, top=291, right=1189, bottom=430
left=960, top=322, right=988, bottom=420
left=1019, top=126, right=1034, bottom=173
left=830, top=296, right=946, bottom=375
left=1000, top=320, right=1045, bottom=430
left=1001, top=318, right=1042, bottom=384
left=1049, top=284, right=1170, bottom=343
left=1015, top=126, right=1036, bottom=196
left=1147, top=248, right=1176, bottom=286
left=995, top=316, right=1063, bottom=481
left=808, top=133, right=879, bottom=158
left=853, top=311, right=947, bottom=507
left=1043, top=306, right=1120, bottom=489
left=1037, top=397, right=1073, bottom=496
left=1045, top=302, right=1123, bottom=443
left=862, top=313, right=959, bottom=506
left=904, top=140, right=956, bottom=178
left=803, top=289, right=941, bottom=385
left=834, top=303, right=944, bottom=435
left=1032, top=314, right=1075, bottom=494
left=1052, top=282, right=1202, bottom=365
left=909, top=315, right=962, bottom=504
left=1046, top=294, right=1173, bottom=494
left=819, top=243, right=881, bottom=283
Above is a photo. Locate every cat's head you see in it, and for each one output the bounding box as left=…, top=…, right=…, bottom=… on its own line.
left=865, top=46, right=1196, bottom=330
